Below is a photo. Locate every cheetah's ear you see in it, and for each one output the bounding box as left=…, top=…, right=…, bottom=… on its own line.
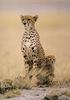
left=33, top=15, right=38, bottom=22
left=20, top=15, right=25, bottom=21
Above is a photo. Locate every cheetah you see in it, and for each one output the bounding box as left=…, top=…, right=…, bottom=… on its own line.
left=20, top=15, right=56, bottom=74
left=20, top=15, right=46, bottom=71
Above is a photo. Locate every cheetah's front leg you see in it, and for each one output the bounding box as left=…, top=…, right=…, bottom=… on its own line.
left=24, top=57, right=33, bottom=74
left=33, top=57, right=39, bottom=69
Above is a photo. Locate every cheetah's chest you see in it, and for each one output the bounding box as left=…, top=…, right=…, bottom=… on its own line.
left=25, top=40, right=31, bottom=47
left=23, top=32, right=37, bottom=48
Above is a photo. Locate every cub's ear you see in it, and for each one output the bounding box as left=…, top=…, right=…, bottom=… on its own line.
left=33, top=15, right=38, bottom=22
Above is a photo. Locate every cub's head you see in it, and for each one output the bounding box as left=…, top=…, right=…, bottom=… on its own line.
left=20, top=15, right=38, bottom=29
left=46, top=55, right=56, bottom=66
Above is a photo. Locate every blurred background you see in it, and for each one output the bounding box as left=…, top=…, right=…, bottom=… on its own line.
left=0, top=0, right=70, bottom=81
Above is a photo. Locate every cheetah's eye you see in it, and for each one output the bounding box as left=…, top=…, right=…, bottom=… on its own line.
left=22, top=19, right=24, bottom=21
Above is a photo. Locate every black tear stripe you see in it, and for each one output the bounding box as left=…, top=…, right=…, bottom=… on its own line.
left=22, top=19, right=24, bottom=21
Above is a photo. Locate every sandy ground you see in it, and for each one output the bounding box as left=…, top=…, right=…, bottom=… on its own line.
left=2, top=87, right=70, bottom=100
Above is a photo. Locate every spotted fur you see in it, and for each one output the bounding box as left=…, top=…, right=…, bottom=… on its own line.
left=21, top=15, right=46, bottom=71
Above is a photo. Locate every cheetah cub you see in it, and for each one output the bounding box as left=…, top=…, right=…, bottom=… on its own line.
left=20, top=15, right=46, bottom=71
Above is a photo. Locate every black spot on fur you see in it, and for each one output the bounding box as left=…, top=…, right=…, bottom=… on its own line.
left=32, top=47, right=34, bottom=50
left=23, top=48, right=24, bottom=50
left=24, top=55, right=27, bottom=58
left=29, top=75, right=33, bottom=79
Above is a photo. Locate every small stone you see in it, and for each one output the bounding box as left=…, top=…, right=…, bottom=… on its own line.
left=43, top=95, right=58, bottom=100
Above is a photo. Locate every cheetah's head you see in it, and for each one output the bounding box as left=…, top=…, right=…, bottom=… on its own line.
left=20, top=15, right=38, bottom=30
